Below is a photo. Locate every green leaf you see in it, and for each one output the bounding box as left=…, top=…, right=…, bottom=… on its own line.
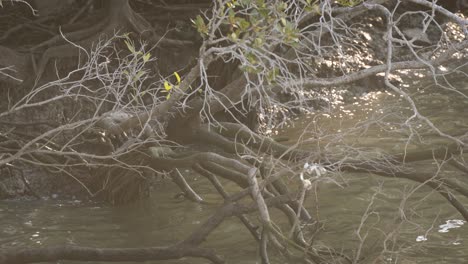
left=237, top=18, right=250, bottom=31
left=142, top=52, right=151, bottom=63
left=256, top=0, right=266, bottom=7
left=276, top=1, right=287, bottom=12
left=259, top=8, right=269, bottom=18
left=192, top=15, right=208, bottom=36
left=240, top=65, right=261, bottom=74
left=134, top=71, right=146, bottom=82
left=305, top=3, right=321, bottom=14
left=164, top=81, right=173, bottom=91
left=227, top=0, right=237, bottom=8
left=254, top=37, right=263, bottom=48
left=174, top=72, right=181, bottom=84
left=267, top=68, right=279, bottom=84
left=124, top=39, right=135, bottom=54
left=280, top=18, right=287, bottom=27
left=336, top=0, right=362, bottom=7
left=246, top=52, right=258, bottom=65
left=230, top=32, right=238, bottom=41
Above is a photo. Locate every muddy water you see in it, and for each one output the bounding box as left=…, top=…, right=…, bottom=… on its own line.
left=1, top=76, right=468, bottom=264
left=275, top=76, right=468, bottom=263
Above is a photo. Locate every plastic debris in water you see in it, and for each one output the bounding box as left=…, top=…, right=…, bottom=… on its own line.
left=303, top=162, right=327, bottom=177
left=416, top=235, right=427, bottom=242
left=438, top=219, right=465, bottom=233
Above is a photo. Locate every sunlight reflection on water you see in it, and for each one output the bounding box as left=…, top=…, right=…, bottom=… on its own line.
left=276, top=77, right=468, bottom=263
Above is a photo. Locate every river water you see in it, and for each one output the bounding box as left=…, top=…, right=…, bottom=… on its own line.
left=1, top=75, right=467, bottom=263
